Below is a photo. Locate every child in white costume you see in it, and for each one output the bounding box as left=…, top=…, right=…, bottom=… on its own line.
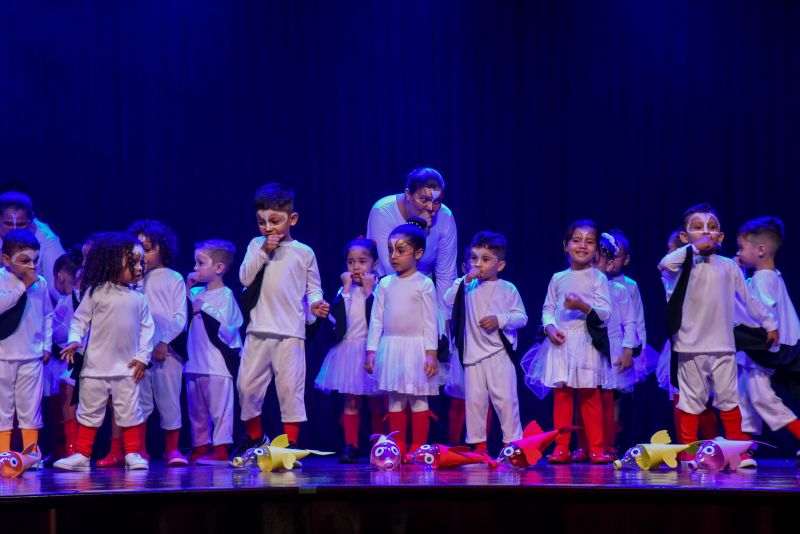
left=54, top=232, right=153, bottom=472
left=366, top=219, right=440, bottom=458
left=0, top=230, right=53, bottom=455
left=185, top=240, right=243, bottom=464
left=444, top=231, right=527, bottom=453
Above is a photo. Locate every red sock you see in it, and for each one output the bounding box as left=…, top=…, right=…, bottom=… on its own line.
left=245, top=416, right=263, bottom=440
left=342, top=413, right=359, bottom=447
left=553, top=387, right=574, bottom=448
left=370, top=411, right=386, bottom=436
left=107, top=436, right=123, bottom=457
left=75, top=424, right=98, bottom=457
left=122, top=424, right=144, bottom=455
left=165, top=429, right=180, bottom=454
left=472, top=441, right=487, bottom=453
left=719, top=407, right=749, bottom=441
left=283, top=422, right=300, bottom=444
left=602, top=389, right=615, bottom=449
left=448, top=398, right=465, bottom=444
left=699, top=409, right=719, bottom=439
left=64, top=419, right=78, bottom=452
left=673, top=396, right=682, bottom=440
left=387, top=411, right=408, bottom=457
left=578, top=388, right=603, bottom=452
left=678, top=409, right=701, bottom=444
left=410, top=411, right=431, bottom=453
left=786, top=419, right=800, bottom=441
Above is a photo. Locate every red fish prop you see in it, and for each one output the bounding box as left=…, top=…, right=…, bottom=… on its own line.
left=406, top=444, right=497, bottom=469
left=497, top=421, right=579, bottom=468
left=0, top=444, right=41, bottom=478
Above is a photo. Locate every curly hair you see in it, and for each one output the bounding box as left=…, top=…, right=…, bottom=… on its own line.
left=127, top=219, right=179, bottom=267
left=81, top=232, right=140, bottom=295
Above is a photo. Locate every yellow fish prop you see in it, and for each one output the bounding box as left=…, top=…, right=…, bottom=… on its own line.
left=231, top=435, right=334, bottom=472
left=0, top=444, right=41, bottom=478
left=613, top=430, right=692, bottom=470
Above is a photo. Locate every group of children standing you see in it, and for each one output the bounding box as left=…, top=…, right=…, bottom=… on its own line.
left=0, top=185, right=798, bottom=472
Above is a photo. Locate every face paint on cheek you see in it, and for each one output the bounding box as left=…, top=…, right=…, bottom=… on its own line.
left=431, top=190, right=441, bottom=202
left=687, top=213, right=721, bottom=235
left=389, top=238, right=400, bottom=258
left=11, top=249, right=38, bottom=268
left=259, top=210, right=289, bottom=232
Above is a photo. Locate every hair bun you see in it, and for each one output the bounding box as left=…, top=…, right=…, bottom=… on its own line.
left=405, top=216, right=428, bottom=231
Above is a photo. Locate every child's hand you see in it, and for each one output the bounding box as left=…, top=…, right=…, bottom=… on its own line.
left=128, top=360, right=147, bottom=382
left=766, top=329, right=779, bottom=348
left=424, top=353, right=439, bottom=378
left=545, top=325, right=566, bottom=345
left=42, top=350, right=51, bottom=364
left=693, top=235, right=717, bottom=256
left=152, top=341, right=169, bottom=363
left=364, top=351, right=376, bottom=374
left=261, top=234, right=283, bottom=254
left=479, top=315, right=499, bottom=333
left=60, top=342, right=81, bottom=364
left=417, top=211, right=433, bottom=233
left=361, top=273, right=377, bottom=294
left=22, top=269, right=38, bottom=288
left=564, top=292, right=589, bottom=313
left=192, top=299, right=204, bottom=315
left=186, top=272, right=202, bottom=295
left=340, top=272, right=353, bottom=294
left=615, top=348, right=634, bottom=371
left=465, top=267, right=480, bottom=283
left=311, top=299, right=330, bottom=319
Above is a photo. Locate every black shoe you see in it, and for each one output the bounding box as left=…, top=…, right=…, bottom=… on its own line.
left=339, top=444, right=359, bottom=464
left=232, top=434, right=268, bottom=459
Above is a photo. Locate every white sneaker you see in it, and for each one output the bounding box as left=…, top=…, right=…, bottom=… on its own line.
left=125, top=453, right=149, bottom=470
left=739, top=453, right=757, bottom=469
left=53, top=453, right=91, bottom=472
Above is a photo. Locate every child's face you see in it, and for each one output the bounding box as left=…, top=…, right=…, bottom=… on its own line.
left=123, top=245, right=145, bottom=285
left=346, top=246, right=376, bottom=285
left=736, top=235, right=762, bottom=269
left=256, top=209, right=297, bottom=239
left=2, top=248, right=38, bottom=280
left=680, top=213, right=724, bottom=248
left=564, top=227, right=597, bottom=268
left=606, top=248, right=629, bottom=277
left=387, top=234, right=423, bottom=275
left=54, top=268, right=76, bottom=296
left=404, top=187, right=443, bottom=225
left=193, top=248, right=223, bottom=283
left=593, top=252, right=609, bottom=272
left=137, top=234, right=162, bottom=272
left=468, top=246, right=505, bottom=281
left=0, top=208, right=34, bottom=238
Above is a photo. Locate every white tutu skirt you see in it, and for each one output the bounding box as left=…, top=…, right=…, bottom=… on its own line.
left=43, top=358, right=69, bottom=397
left=314, top=338, right=379, bottom=395
left=521, top=327, right=609, bottom=399
left=604, top=336, right=638, bottom=393
left=374, top=335, right=443, bottom=396
left=443, top=346, right=465, bottom=399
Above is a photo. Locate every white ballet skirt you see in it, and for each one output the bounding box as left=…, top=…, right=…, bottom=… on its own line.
left=522, top=324, right=610, bottom=399
left=375, top=335, right=443, bottom=395
left=315, top=337, right=379, bottom=395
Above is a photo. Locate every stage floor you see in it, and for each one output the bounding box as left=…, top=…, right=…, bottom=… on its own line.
left=2, top=457, right=799, bottom=501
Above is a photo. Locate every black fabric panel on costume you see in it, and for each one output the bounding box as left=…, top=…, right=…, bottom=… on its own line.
left=586, top=309, right=611, bottom=359
left=452, top=281, right=466, bottom=364
left=241, top=265, right=265, bottom=325
left=199, top=310, right=241, bottom=378
left=666, top=247, right=694, bottom=388
left=168, top=297, right=193, bottom=362
left=0, top=292, right=27, bottom=340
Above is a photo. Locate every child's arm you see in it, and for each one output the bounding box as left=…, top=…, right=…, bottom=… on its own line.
left=590, top=273, right=613, bottom=322
left=442, top=276, right=465, bottom=315
left=0, top=275, right=27, bottom=314
left=42, top=281, right=54, bottom=364
left=421, top=280, right=440, bottom=377
left=434, top=215, right=458, bottom=311
left=364, top=281, right=385, bottom=374
left=136, top=298, right=155, bottom=367
left=542, top=276, right=565, bottom=344
left=616, top=286, right=637, bottom=371
left=153, top=274, right=188, bottom=361
left=630, top=283, right=647, bottom=348
left=239, top=238, right=268, bottom=287
left=735, top=268, right=778, bottom=344
left=658, top=245, right=692, bottom=299
left=495, top=284, right=528, bottom=331
left=63, top=292, right=93, bottom=363
left=306, top=253, right=329, bottom=318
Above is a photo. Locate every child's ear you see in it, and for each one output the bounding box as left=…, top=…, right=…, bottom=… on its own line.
left=215, top=263, right=225, bottom=275
left=415, top=248, right=424, bottom=260
left=757, top=244, right=766, bottom=258
left=679, top=231, right=690, bottom=244
left=497, top=260, right=507, bottom=272
left=1, top=254, right=10, bottom=267
left=624, top=255, right=630, bottom=267
left=717, top=232, right=725, bottom=245
left=289, top=212, right=299, bottom=226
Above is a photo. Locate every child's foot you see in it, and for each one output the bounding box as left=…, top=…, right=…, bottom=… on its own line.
left=166, top=450, right=189, bottom=467
left=739, top=451, right=757, bottom=469
left=604, top=447, right=619, bottom=461
left=96, top=451, right=125, bottom=468
left=189, top=444, right=213, bottom=464
left=570, top=448, right=588, bottom=463
left=53, top=453, right=91, bottom=472
left=196, top=445, right=232, bottom=465
left=589, top=448, right=614, bottom=465
left=339, top=444, right=359, bottom=464
left=125, top=453, right=149, bottom=470
left=548, top=446, right=571, bottom=464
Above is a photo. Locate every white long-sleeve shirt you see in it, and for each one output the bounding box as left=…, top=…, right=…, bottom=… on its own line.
left=367, top=271, right=439, bottom=352
left=0, top=269, right=53, bottom=360
left=34, top=219, right=66, bottom=304
left=611, top=274, right=647, bottom=347
left=443, top=277, right=528, bottom=365
left=239, top=237, right=323, bottom=339
left=185, top=286, right=243, bottom=378
left=541, top=267, right=612, bottom=330
left=68, top=283, right=154, bottom=377
left=659, top=245, right=776, bottom=353
left=608, top=280, right=637, bottom=349
left=366, top=194, right=457, bottom=312
left=52, top=290, right=80, bottom=347
left=735, top=269, right=800, bottom=346
left=142, top=267, right=187, bottom=346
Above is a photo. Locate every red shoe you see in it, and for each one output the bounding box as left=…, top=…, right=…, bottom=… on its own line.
left=589, top=448, right=614, bottom=465
left=548, top=446, right=572, bottom=464
left=570, top=448, right=588, bottom=463
left=189, top=445, right=212, bottom=463
left=96, top=452, right=124, bottom=468
left=604, top=447, right=619, bottom=461
left=195, top=445, right=231, bottom=465
left=166, top=450, right=189, bottom=467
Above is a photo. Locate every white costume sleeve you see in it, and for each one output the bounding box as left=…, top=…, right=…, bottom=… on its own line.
left=497, top=284, right=528, bottom=331
left=658, top=244, right=692, bottom=300
left=239, top=237, right=268, bottom=287
left=421, top=279, right=439, bottom=351
left=68, top=291, right=93, bottom=345
left=433, top=213, right=458, bottom=311
left=161, top=274, right=188, bottom=344
left=735, top=268, right=777, bottom=332
left=618, top=287, right=638, bottom=349
left=367, top=204, right=395, bottom=277
left=366, top=281, right=385, bottom=352
left=442, top=277, right=464, bottom=316
left=136, top=299, right=155, bottom=365
left=541, top=275, right=558, bottom=328
left=0, top=274, right=26, bottom=313
left=591, top=273, right=613, bottom=322
left=42, top=281, right=54, bottom=352
left=305, top=252, right=324, bottom=306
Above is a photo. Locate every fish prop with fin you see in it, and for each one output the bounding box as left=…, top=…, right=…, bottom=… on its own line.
left=231, top=434, right=334, bottom=472
left=613, top=430, right=692, bottom=471
left=497, top=421, right=579, bottom=468
left=688, top=437, right=774, bottom=472
left=0, top=444, right=41, bottom=478
left=406, top=444, right=497, bottom=469
left=370, top=431, right=402, bottom=471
